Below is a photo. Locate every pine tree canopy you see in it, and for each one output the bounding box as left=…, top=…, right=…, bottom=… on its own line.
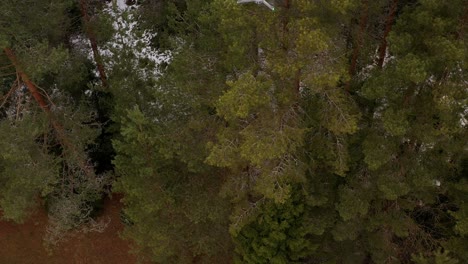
left=0, top=0, right=466, bottom=263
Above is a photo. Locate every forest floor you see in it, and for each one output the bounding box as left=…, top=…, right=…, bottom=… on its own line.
left=0, top=194, right=140, bottom=264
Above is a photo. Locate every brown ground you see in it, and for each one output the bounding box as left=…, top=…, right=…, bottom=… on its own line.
left=0, top=194, right=140, bottom=264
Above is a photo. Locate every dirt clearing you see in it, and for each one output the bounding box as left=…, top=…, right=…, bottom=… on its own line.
left=0, top=194, right=139, bottom=264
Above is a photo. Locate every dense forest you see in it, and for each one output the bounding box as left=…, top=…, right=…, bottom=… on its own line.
left=0, top=0, right=467, bottom=263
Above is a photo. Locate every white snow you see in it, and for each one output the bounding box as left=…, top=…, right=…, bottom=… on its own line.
left=70, top=0, right=172, bottom=85
left=101, top=0, right=172, bottom=78
left=114, top=0, right=127, bottom=11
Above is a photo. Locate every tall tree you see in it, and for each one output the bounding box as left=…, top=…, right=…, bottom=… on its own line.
left=0, top=0, right=107, bottom=247
left=2, top=0, right=462, bottom=262
left=111, top=1, right=233, bottom=262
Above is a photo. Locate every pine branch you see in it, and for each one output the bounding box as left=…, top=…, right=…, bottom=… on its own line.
left=0, top=64, right=14, bottom=70
left=0, top=74, right=19, bottom=109
left=0, top=71, right=18, bottom=77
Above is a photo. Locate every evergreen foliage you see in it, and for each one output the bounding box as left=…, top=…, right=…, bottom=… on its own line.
left=232, top=189, right=317, bottom=264
left=0, top=0, right=111, bottom=248
left=0, top=0, right=466, bottom=263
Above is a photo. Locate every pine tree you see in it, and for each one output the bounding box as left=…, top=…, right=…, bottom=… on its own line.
left=330, top=0, right=467, bottom=262
left=1, top=0, right=461, bottom=262
left=111, top=1, right=234, bottom=262
left=0, top=0, right=109, bottom=246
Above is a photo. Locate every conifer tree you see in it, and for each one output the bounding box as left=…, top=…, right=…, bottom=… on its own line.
left=111, top=1, right=233, bottom=262
left=0, top=0, right=107, bottom=245
left=1, top=0, right=463, bottom=262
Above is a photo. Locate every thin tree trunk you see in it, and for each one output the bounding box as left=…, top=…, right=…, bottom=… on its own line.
left=457, top=6, right=468, bottom=40
left=348, top=0, right=369, bottom=82
left=79, top=0, right=108, bottom=88
left=377, top=0, right=398, bottom=69
left=3, top=47, right=94, bottom=178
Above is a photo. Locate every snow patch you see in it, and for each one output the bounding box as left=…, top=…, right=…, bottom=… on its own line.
left=72, top=0, right=172, bottom=84
left=101, top=1, right=172, bottom=78
left=114, top=0, right=127, bottom=11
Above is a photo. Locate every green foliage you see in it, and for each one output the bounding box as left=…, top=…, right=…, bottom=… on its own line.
left=113, top=107, right=231, bottom=263
left=1, top=0, right=466, bottom=263
left=0, top=114, right=58, bottom=222
left=412, top=249, right=459, bottom=264
left=217, top=73, right=271, bottom=121
left=382, top=108, right=409, bottom=136
left=0, top=0, right=72, bottom=46
left=0, top=0, right=108, bottom=246
left=336, top=186, right=371, bottom=220
left=362, top=133, right=396, bottom=170
left=18, top=42, right=70, bottom=83
left=232, top=190, right=317, bottom=264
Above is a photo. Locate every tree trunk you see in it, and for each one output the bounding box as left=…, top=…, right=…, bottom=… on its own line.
left=3, top=47, right=94, bottom=178
left=4, top=48, right=51, bottom=112
left=348, top=0, right=369, bottom=81
left=79, top=0, right=108, bottom=88
left=457, top=6, right=468, bottom=40
left=377, top=0, right=398, bottom=69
